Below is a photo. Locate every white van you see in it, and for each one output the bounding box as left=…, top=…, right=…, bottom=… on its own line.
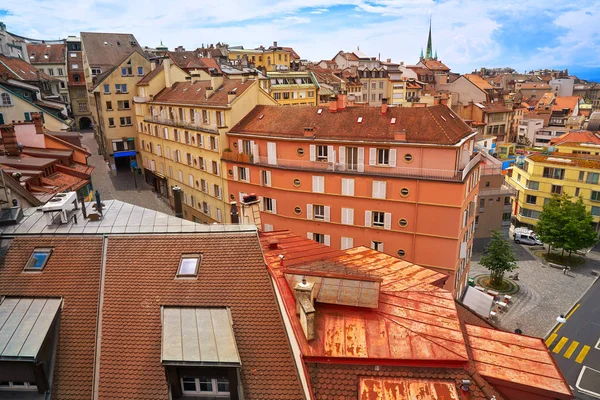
left=513, top=227, right=543, bottom=245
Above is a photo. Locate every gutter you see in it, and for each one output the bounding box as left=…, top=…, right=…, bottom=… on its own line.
left=91, top=233, right=108, bottom=400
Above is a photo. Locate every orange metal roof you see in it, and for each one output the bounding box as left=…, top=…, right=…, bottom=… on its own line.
left=359, top=377, right=462, bottom=400
left=465, top=324, right=573, bottom=399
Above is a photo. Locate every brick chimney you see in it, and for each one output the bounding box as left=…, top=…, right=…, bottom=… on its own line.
left=294, top=278, right=315, bottom=341
left=31, top=112, right=44, bottom=134
left=381, top=98, right=388, bottom=115
left=329, top=95, right=338, bottom=113
left=163, top=56, right=172, bottom=88
left=0, top=124, right=20, bottom=156
left=337, top=92, right=347, bottom=111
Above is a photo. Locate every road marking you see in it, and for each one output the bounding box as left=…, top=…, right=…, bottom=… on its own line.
left=546, top=333, right=558, bottom=347
left=576, top=346, right=590, bottom=364
left=596, top=337, right=600, bottom=351
left=553, top=337, right=569, bottom=354
left=553, top=303, right=580, bottom=334
left=564, top=341, right=579, bottom=359
left=576, top=366, right=600, bottom=398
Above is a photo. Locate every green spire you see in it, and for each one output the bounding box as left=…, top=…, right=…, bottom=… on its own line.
left=425, top=16, right=433, bottom=60
left=434, top=49, right=438, bottom=60
left=420, top=48, right=424, bottom=59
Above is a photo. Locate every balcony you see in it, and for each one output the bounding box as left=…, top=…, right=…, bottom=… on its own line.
left=133, top=96, right=147, bottom=103
left=223, top=152, right=482, bottom=182
left=479, top=184, right=516, bottom=198
left=143, top=116, right=219, bottom=134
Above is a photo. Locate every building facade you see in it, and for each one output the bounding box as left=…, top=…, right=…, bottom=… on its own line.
left=27, top=43, right=69, bottom=104
left=259, top=71, right=319, bottom=106
left=66, top=36, right=92, bottom=130
left=225, top=102, right=481, bottom=297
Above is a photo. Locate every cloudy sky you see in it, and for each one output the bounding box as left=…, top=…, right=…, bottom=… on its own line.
left=2, top=0, right=600, bottom=79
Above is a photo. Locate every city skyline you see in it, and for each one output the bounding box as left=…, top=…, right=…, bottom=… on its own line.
left=1, top=0, right=600, bottom=80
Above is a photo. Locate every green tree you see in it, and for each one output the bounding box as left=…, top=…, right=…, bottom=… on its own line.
left=562, top=197, right=598, bottom=263
left=480, top=230, right=518, bottom=286
left=535, top=194, right=566, bottom=255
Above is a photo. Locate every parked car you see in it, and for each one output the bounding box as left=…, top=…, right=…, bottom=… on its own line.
left=512, top=227, right=543, bottom=245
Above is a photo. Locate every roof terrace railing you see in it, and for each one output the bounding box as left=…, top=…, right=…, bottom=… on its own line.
left=143, top=116, right=219, bottom=134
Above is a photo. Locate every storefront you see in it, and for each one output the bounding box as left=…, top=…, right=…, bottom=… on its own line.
left=144, top=169, right=168, bottom=198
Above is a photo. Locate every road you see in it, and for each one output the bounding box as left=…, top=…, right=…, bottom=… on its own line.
left=80, top=130, right=174, bottom=215
left=546, top=278, right=600, bottom=399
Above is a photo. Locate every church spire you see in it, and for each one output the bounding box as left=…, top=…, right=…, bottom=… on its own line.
left=425, top=16, right=433, bottom=60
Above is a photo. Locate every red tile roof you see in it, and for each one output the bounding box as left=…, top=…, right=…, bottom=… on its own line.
left=151, top=78, right=254, bottom=107
left=422, top=59, right=450, bottom=71
left=464, top=74, right=494, bottom=91
left=167, top=51, right=221, bottom=73
left=476, top=103, right=511, bottom=114
left=98, top=234, right=304, bottom=399
left=231, top=105, right=473, bottom=145
left=551, top=130, right=600, bottom=146
left=552, top=96, right=580, bottom=112
left=27, top=43, right=66, bottom=64
left=521, top=82, right=550, bottom=90
left=41, top=171, right=89, bottom=192
left=282, top=47, right=301, bottom=60
left=0, top=236, right=104, bottom=399
left=0, top=55, right=52, bottom=81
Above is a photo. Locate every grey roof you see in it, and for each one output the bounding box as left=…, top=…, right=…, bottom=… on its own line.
left=461, top=286, right=494, bottom=318
left=161, top=307, right=241, bottom=366
left=0, top=297, right=62, bottom=361
left=0, top=199, right=257, bottom=236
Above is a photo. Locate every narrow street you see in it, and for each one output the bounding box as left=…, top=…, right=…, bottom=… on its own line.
left=80, top=130, right=174, bottom=215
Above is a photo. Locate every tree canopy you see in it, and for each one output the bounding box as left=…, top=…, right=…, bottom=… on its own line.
left=480, top=230, right=517, bottom=285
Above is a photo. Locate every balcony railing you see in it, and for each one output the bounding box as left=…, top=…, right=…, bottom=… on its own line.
left=143, top=116, right=219, bottom=134
left=223, top=152, right=481, bottom=182
left=133, top=96, right=147, bottom=103
left=479, top=185, right=516, bottom=198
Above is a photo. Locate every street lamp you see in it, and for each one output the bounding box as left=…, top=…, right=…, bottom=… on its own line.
left=556, top=314, right=567, bottom=324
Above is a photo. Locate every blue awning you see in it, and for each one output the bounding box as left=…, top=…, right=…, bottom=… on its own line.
left=113, top=150, right=136, bottom=158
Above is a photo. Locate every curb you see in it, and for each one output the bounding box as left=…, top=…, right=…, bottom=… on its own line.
left=544, top=275, right=600, bottom=339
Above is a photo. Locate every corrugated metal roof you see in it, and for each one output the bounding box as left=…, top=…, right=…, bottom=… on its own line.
left=359, top=377, right=460, bottom=400
left=161, top=307, right=241, bottom=366
left=0, top=297, right=62, bottom=360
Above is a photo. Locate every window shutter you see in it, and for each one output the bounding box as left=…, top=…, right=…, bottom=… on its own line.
left=369, top=148, right=376, bottom=166
left=216, top=163, right=220, bottom=176
left=384, top=212, right=392, bottom=230
left=201, top=158, right=206, bottom=170
left=207, top=161, right=213, bottom=174
left=245, top=168, right=250, bottom=182
left=266, top=171, right=271, bottom=186
left=324, top=235, right=331, bottom=246
left=199, top=135, right=204, bottom=147
left=390, top=149, right=397, bottom=167
left=341, top=237, right=353, bottom=250
left=348, top=179, right=355, bottom=196
left=210, top=184, right=215, bottom=197
left=339, top=146, right=345, bottom=164
left=348, top=208, right=354, bottom=225
left=260, top=171, right=264, bottom=186
left=306, top=204, right=313, bottom=220
left=259, top=196, right=264, bottom=211
left=239, top=192, right=245, bottom=202
left=358, top=147, right=365, bottom=172
left=253, top=143, right=260, bottom=164
left=327, top=145, right=334, bottom=163
left=372, top=181, right=378, bottom=198
left=233, top=167, right=238, bottom=181
left=312, top=176, right=320, bottom=192
left=267, top=142, right=277, bottom=165
left=309, top=145, right=316, bottom=161
left=272, top=199, right=277, bottom=214
left=307, top=232, right=313, bottom=240
left=324, top=206, right=330, bottom=222
left=365, top=211, right=372, bottom=227
left=188, top=174, right=194, bottom=187
left=238, top=139, right=243, bottom=154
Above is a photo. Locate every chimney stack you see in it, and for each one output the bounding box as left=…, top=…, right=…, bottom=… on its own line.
left=227, top=91, right=237, bottom=104
left=163, top=56, right=172, bottom=88
left=381, top=98, right=388, bottom=115
left=172, top=185, right=183, bottom=218
left=337, top=92, right=347, bottom=111
left=0, top=124, right=20, bottom=156
left=294, top=278, right=315, bottom=341
left=32, top=113, right=44, bottom=134
left=273, top=41, right=278, bottom=47
left=329, top=95, right=338, bottom=113
left=241, top=73, right=248, bottom=84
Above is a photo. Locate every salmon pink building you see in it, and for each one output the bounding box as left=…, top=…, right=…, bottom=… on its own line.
left=225, top=99, right=482, bottom=296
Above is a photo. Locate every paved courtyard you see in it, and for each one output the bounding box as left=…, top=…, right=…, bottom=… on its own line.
left=81, top=130, right=173, bottom=215
left=469, top=240, right=600, bottom=338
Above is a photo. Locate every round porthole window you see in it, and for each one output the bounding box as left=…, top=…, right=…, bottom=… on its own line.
left=400, top=187, right=410, bottom=197
left=297, top=148, right=305, bottom=156
left=228, top=169, right=234, bottom=176
left=229, top=194, right=235, bottom=201
left=397, top=249, right=406, bottom=257
left=293, top=178, right=301, bottom=187
left=404, top=154, right=413, bottom=163
left=294, top=206, right=302, bottom=215
left=398, top=218, right=408, bottom=228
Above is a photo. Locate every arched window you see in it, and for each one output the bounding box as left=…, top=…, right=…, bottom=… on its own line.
left=1, top=93, right=12, bottom=106
left=73, top=74, right=80, bottom=83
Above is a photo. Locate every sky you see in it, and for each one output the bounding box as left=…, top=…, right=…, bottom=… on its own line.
left=1, top=0, right=600, bottom=80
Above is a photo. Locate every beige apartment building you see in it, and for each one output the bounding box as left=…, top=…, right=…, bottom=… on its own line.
left=27, top=43, right=70, bottom=105
left=135, top=59, right=277, bottom=223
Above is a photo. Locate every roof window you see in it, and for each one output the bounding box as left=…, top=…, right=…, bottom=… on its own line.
left=258, top=114, right=264, bottom=120
left=24, top=248, right=53, bottom=272
left=440, top=116, right=447, bottom=122
left=177, top=254, right=202, bottom=277
left=317, top=108, right=323, bottom=114
left=390, top=117, right=396, bottom=124
left=357, top=117, right=363, bottom=123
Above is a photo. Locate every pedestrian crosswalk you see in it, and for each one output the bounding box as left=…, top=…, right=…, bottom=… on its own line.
left=546, top=335, right=590, bottom=363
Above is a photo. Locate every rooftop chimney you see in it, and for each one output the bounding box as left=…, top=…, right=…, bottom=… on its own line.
left=163, top=56, right=172, bottom=88
left=172, top=185, right=183, bottom=218
left=241, top=73, right=249, bottom=84
left=294, top=278, right=315, bottom=341
left=381, top=98, right=388, bottom=115
left=31, top=113, right=44, bottom=134
left=273, top=41, right=278, bottom=47
left=210, top=74, right=224, bottom=91
left=337, top=92, right=347, bottom=111
left=227, top=91, right=237, bottom=104
left=0, top=124, right=20, bottom=156
left=329, top=95, right=338, bottom=113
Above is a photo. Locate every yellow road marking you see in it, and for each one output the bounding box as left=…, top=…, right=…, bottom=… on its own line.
left=564, top=341, right=579, bottom=359
left=553, top=303, right=581, bottom=334
left=553, top=337, right=569, bottom=354
left=546, top=333, right=558, bottom=347
left=575, top=345, right=590, bottom=364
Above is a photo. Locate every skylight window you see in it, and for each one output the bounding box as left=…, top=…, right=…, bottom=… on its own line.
left=390, top=118, right=396, bottom=124
left=317, top=108, right=323, bottom=115
left=24, top=248, right=53, bottom=272
left=258, top=114, right=264, bottom=120
left=177, top=254, right=202, bottom=277
left=357, top=117, right=363, bottom=123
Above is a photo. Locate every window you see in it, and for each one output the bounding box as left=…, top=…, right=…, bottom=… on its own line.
left=504, top=197, right=511, bottom=205
left=72, top=63, right=79, bottom=69
left=274, top=92, right=281, bottom=100
left=103, top=84, right=110, bottom=94
left=379, top=81, right=384, bottom=89
left=345, top=147, right=358, bottom=170
left=502, top=212, right=511, bottom=221
left=579, top=171, right=585, bottom=182
left=202, top=110, right=210, bottom=124
left=592, top=206, right=600, bottom=216
left=108, top=117, right=115, bottom=127
left=399, top=218, right=408, bottom=228
left=308, top=91, right=314, bottom=98
left=400, top=187, right=409, bottom=197
left=316, top=145, right=328, bottom=161
left=341, top=178, right=354, bottom=196
left=404, top=154, right=413, bottom=163
left=526, top=195, right=537, bottom=205
left=397, top=249, right=406, bottom=257
left=587, top=172, right=599, bottom=184
left=371, top=241, right=384, bottom=251
left=117, top=100, right=130, bottom=110
left=181, top=377, right=229, bottom=396
left=0, top=381, right=37, bottom=390
left=263, top=197, right=276, bottom=213
left=47, top=68, right=54, bottom=76
left=119, top=116, right=132, bottom=126
left=479, top=198, right=485, bottom=208
left=372, top=181, right=386, bottom=199
left=177, top=255, right=201, bottom=277
left=371, top=82, right=376, bottom=90
left=57, top=67, right=64, bottom=76
left=312, top=176, right=324, bottom=193
left=24, top=248, right=52, bottom=271
left=216, top=111, right=225, bottom=127
left=575, top=188, right=580, bottom=197
left=70, top=53, right=76, bottom=58
left=213, top=184, right=222, bottom=199
left=520, top=207, right=541, bottom=219
left=377, top=148, right=389, bottom=165
left=551, top=184, right=563, bottom=194
left=543, top=167, right=565, bottom=180
left=526, top=180, right=539, bottom=190
left=210, top=136, right=218, bottom=151
left=591, top=191, right=600, bottom=202
left=238, top=167, right=249, bottom=182
left=313, top=205, right=325, bottom=220
left=313, top=233, right=326, bottom=244
left=1, top=93, right=12, bottom=106
left=78, top=102, right=88, bottom=112
left=341, top=208, right=354, bottom=225
left=115, top=83, right=128, bottom=93
left=106, top=101, right=113, bottom=110
left=73, top=73, right=80, bottom=82
left=293, top=179, right=301, bottom=187
left=372, top=211, right=385, bottom=227
left=121, top=66, right=133, bottom=76
left=137, top=66, right=144, bottom=76
left=261, top=170, right=272, bottom=187
left=91, top=67, right=102, bottom=76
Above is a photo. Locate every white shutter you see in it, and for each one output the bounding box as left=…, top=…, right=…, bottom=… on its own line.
left=341, top=237, right=354, bottom=250
left=306, top=204, right=313, bottom=220
left=369, top=148, right=376, bottom=166
left=200, top=158, right=206, bottom=170
left=233, top=167, right=238, bottom=181
left=245, top=168, right=250, bottom=182
left=341, top=208, right=354, bottom=225
left=372, top=181, right=379, bottom=198
left=312, top=176, right=323, bottom=193
left=239, top=192, right=246, bottom=202
left=324, top=235, right=331, bottom=246
left=199, top=135, right=204, bottom=148
left=264, top=224, right=274, bottom=232
left=207, top=161, right=213, bottom=174
left=260, top=171, right=264, bottom=186
left=324, top=206, right=330, bottom=222
left=216, top=163, right=220, bottom=176
left=384, top=212, right=392, bottom=230
left=307, top=232, right=313, bottom=240
left=238, top=139, right=242, bottom=154
left=259, top=196, right=264, bottom=211
left=188, top=174, right=194, bottom=187
left=365, top=211, right=372, bottom=227
left=372, top=181, right=387, bottom=199
left=327, top=145, right=334, bottom=163
left=272, top=199, right=277, bottom=214
left=267, top=142, right=277, bottom=165
left=309, top=145, right=316, bottom=161
left=265, top=171, right=271, bottom=187
left=460, top=242, right=467, bottom=259
left=253, top=143, right=260, bottom=164
left=216, top=208, right=222, bottom=223
left=358, top=147, right=365, bottom=172
left=341, top=178, right=354, bottom=196
left=339, top=146, right=345, bottom=164
left=390, top=149, right=397, bottom=167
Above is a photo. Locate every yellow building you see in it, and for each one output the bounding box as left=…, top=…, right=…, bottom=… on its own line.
left=135, top=59, right=277, bottom=223
left=508, top=144, right=600, bottom=230
left=259, top=71, right=319, bottom=106
left=0, top=85, right=71, bottom=130
left=228, top=42, right=292, bottom=72
left=388, top=78, right=424, bottom=106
